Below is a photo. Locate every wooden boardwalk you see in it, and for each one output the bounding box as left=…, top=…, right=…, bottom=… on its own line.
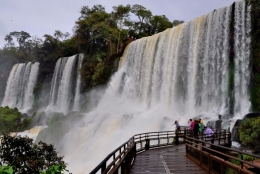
left=130, top=144, right=207, bottom=174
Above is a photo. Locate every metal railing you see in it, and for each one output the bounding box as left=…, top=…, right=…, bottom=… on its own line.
left=90, top=127, right=259, bottom=174
left=186, top=136, right=260, bottom=174
left=89, top=128, right=183, bottom=174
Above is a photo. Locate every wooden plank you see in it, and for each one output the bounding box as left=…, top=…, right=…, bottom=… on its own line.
left=130, top=144, right=207, bottom=174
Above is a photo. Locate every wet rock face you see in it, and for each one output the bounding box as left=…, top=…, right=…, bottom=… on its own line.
left=231, top=119, right=242, bottom=142
left=244, top=113, right=260, bottom=119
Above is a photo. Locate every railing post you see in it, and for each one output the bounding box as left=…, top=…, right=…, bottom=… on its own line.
left=101, top=162, right=106, bottom=173
left=211, top=134, right=214, bottom=144
left=167, top=132, right=169, bottom=144
left=218, top=132, right=221, bottom=145
left=240, top=153, right=244, bottom=169
left=208, top=154, right=211, bottom=173
left=158, top=132, right=160, bottom=145
left=227, top=131, right=232, bottom=147
left=184, top=129, right=186, bottom=142
left=144, top=134, right=149, bottom=150
left=224, top=130, right=227, bottom=144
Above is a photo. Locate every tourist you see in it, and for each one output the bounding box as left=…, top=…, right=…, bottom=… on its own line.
left=172, top=120, right=180, bottom=132
left=194, top=120, right=199, bottom=139
left=189, top=119, right=194, bottom=130
left=199, top=121, right=204, bottom=139
left=205, top=127, right=214, bottom=137
left=188, top=119, right=194, bottom=137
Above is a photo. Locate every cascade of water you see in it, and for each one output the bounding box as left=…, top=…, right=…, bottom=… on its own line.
left=120, top=1, right=249, bottom=119
left=48, top=54, right=83, bottom=113
left=1, top=62, right=39, bottom=111
left=73, top=54, right=84, bottom=111
left=2, top=64, right=19, bottom=108
left=233, top=1, right=251, bottom=117
left=22, top=62, right=40, bottom=110
left=34, top=1, right=252, bottom=173
left=49, top=58, right=63, bottom=106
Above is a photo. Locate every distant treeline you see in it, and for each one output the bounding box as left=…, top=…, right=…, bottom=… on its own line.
left=0, top=4, right=184, bottom=100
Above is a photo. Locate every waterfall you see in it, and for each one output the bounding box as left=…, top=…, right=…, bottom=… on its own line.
left=120, top=0, right=250, bottom=119
left=233, top=1, right=251, bottom=117
left=1, top=62, right=39, bottom=111
left=73, top=54, right=84, bottom=111
left=48, top=54, right=83, bottom=113
left=35, top=1, right=252, bottom=173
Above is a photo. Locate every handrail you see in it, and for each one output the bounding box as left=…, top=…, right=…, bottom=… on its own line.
left=90, top=136, right=135, bottom=174
left=89, top=130, right=179, bottom=174
left=186, top=136, right=260, bottom=173
left=90, top=128, right=258, bottom=174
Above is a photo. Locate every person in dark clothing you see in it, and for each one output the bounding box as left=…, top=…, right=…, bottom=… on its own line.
left=172, top=120, right=180, bottom=132
left=193, top=120, right=199, bottom=139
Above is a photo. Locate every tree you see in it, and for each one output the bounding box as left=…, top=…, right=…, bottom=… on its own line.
left=149, top=15, right=173, bottom=34
left=131, top=4, right=152, bottom=36
left=245, top=0, right=260, bottom=10
left=54, top=30, right=63, bottom=41
left=239, top=117, right=260, bottom=153
left=4, top=34, right=14, bottom=48
left=172, top=20, right=184, bottom=27
left=8, top=31, right=31, bottom=50
left=75, top=5, right=111, bottom=54
left=112, top=5, right=131, bottom=53
left=0, top=134, right=67, bottom=174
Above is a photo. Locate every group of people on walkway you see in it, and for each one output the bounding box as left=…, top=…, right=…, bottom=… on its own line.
left=173, top=118, right=214, bottom=139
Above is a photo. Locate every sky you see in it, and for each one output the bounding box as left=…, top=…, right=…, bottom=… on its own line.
left=0, top=0, right=236, bottom=48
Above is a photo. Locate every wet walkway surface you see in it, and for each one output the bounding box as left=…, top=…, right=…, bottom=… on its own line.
left=130, top=144, right=207, bottom=174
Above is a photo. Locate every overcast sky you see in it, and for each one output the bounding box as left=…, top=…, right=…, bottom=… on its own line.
left=0, top=0, right=236, bottom=48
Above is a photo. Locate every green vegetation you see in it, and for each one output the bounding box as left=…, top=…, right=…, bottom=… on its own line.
left=0, top=166, right=13, bottom=174
left=0, top=106, right=31, bottom=134
left=227, top=153, right=258, bottom=174
left=41, top=164, right=68, bottom=174
left=0, top=134, right=68, bottom=174
left=239, top=117, right=260, bottom=153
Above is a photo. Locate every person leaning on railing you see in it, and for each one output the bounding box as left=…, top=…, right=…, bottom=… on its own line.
left=172, top=120, right=180, bottom=132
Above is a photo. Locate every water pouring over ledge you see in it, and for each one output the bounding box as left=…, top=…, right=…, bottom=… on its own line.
left=1, top=1, right=252, bottom=173
left=48, top=1, right=250, bottom=173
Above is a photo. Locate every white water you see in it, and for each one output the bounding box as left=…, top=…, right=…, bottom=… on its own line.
left=1, top=62, right=39, bottom=112
left=233, top=1, right=251, bottom=117
left=48, top=54, right=83, bottom=113
left=38, top=1, right=251, bottom=173
left=73, top=54, right=84, bottom=111
left=2, top=1, right=249, bottom=173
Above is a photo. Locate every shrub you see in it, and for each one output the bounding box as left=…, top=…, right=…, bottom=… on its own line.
left=0, top=106, right=32, bottom=134
left=239, top=117, right=260, bottom=153
left=0, top=134, right=68, bottom=174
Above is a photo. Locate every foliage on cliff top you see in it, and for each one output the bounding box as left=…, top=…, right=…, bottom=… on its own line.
left=0, top=106, right=31, bottom=134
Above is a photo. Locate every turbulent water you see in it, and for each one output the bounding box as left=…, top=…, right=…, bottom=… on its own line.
left=120, top=1, right=251, bottom=119
left=1, top=1, right=252, bottom=173
left=47, top=1, right=251, bottom=173
left=48, top=54, right=83, bottom=113
left=1, top=62, right=39, bottom=112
